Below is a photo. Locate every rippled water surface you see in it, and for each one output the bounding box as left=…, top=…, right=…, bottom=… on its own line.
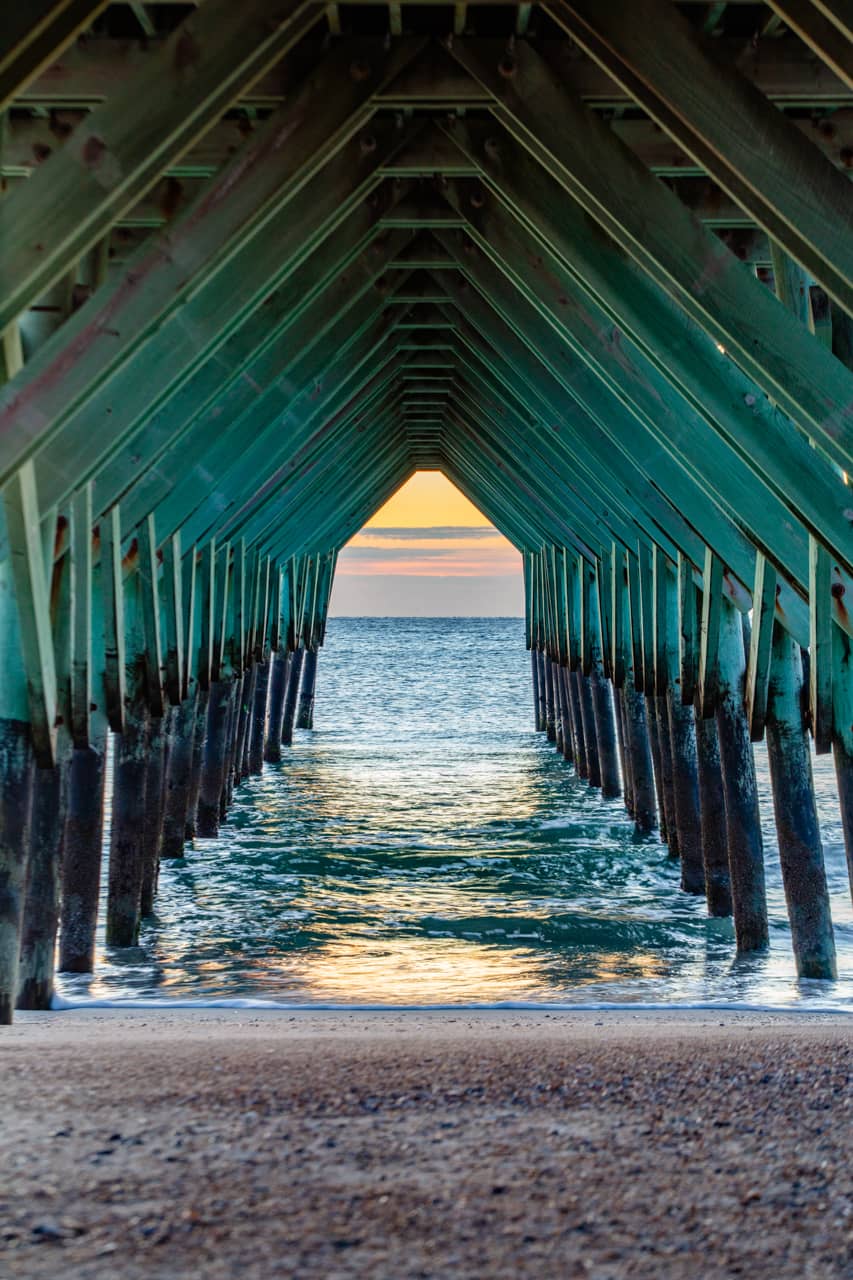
left=58, top=617, right=853, bottom=1008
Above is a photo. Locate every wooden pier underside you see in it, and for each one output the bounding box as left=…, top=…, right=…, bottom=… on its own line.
left=1, top=0, right=853, bottom=1020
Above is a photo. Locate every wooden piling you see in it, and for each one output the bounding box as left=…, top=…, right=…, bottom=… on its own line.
left=623, top=679, right=657, bottom=835
left=576, top=671, right=600, bottom=786
left=615, top=692, right=633, bottom=817
left=296, top=648, right=318, bottom=729
left=645, top=696, right=668, bottom=844
left=263, top=651, right=290, bottom=763
left=140, top=713, right=167, bottom=915
left=58, top=720, right=109, bottom=973
left=556, top=667, right=573, bottom=762
left=221, top=675, right=242, bottom=813
left=590, top=664, right=621, bottom=799
left=17, top=747, right=71, bottom=1009
left=666, top=692, right=705, bottom=895
left=106, top=704, right=149, bottom=947
left=552, top=662, right=566, bottom=755
left=544, top=656, right=557, bottom=743
left=654, top=695, right=680, bottom=857
left=238, top=664, right=258, bottom=778
left=531, top=650, right=542, bottom=731
left=535, top=650, right=547, bottom=733
left=197, top=680, right=233, bottom=837
left=694, top=714, right=732, bottom=917
left=566, top=668, right=588, bottom=778
left=185, top=689, right=209, bottom=841
left=281, top=646, right=304, bottom=747
left=765, top=623, right=836, bottom=979
left=715, top=598, right=769, bottom=953
left=0, top=718, right=35, bottom=1024
left=248, top=660, right=269, bottom=774
left=161, top=695, right=196, bottom=858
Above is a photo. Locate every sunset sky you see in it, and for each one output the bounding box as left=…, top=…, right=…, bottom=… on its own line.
left=328, top=471, right=524, bottom=616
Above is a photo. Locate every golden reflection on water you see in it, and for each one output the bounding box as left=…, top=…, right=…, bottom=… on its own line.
left=61, top=620, right=853, bottom=1009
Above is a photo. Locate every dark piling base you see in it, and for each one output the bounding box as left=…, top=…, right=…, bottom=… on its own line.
left=531, top=650, right=543, bottom=731
left=140, top=714, right=167, bottom=916
left=185, top=690, right=209, bottom=840
left=264, top=652, right=290, bottom=763
left=766, top=628, right=836, bottom=979
left=162, top=696, right=196, bottom=859
left=536, top=651, right=548, bottom=733
left=17, top=748, right=71, bottom=1010
left=654, top=695, right=679, bottom=857
left=666, top=691, right=704, bottom=895
left=577, top=672, right=600, bottom=786
left=238, top=666, right=257, bottom=780
left=623, top=681, right=656, bottom=835
left=645, top=697, right=668, bottom=845
left=58, top=726, right=108, bottom=973
left=296, top=648, right=318, bottom=730
left=550, top=665, right=563, bottom=752
left=544, top=657, right=557, bottom=743
left=106, top=706, right=149, bottom=948
left=557, top=667, right=573, bottom=762
left=715, top=601, right=768, bottom=953
left=694, top=714, right=732, bottom=917
left=833, top=737, right=853, bottom=905
left=567, top=669, right=588, bottom=779
left=282, top=647, right=304, bottom=747
left=615, top=692, right=633, bottom=818
left=0, top=719, right=34, bottom=1024
left=221, top=678, right=241, bottom=814
left=249, top=661, right=270, bottom=774
left=590, top=665, right=621, bottom=799
left=197, top=681, right=233, bottom=838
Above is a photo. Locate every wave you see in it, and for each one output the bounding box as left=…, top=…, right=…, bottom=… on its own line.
left=50, top=994, right=853, bottom=1014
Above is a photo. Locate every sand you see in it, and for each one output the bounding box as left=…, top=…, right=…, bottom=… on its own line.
left=1, top=1008, right=852, bottom=1278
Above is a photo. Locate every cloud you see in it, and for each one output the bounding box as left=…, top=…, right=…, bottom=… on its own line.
left=354, top=525, right=500, bottom=542
left=329, top=573, right=524, bottom=617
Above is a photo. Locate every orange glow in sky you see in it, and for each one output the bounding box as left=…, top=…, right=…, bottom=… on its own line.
left=330, top=471, right=523, bottom=615
left=364, top=471, right=492, bottom=529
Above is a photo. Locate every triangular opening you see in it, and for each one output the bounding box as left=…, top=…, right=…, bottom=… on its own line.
left=329, top=471, right=523, bottom=616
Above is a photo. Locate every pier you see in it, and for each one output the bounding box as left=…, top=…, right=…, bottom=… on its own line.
left=2, top=0, right=853, bottom=1022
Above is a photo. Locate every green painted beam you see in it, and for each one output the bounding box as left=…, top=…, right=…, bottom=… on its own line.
left=0, top=0, right=324, bottom=331
left=446, top=39, right=853, bottom=477
left=0, top=0, right=110, bottom=110
left=545, top=0, right=853, bottom=312
left=441, top=122, right=853, bottom=567
left=0, top=39, right=425, bottom=487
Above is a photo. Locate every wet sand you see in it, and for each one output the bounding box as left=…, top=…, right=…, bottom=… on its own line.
left=1, top=1008, right=852, bottom=1278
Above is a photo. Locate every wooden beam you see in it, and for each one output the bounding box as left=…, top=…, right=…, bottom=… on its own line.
left=0, top=0, right=322, bottom=332
left=98, top=503, right=125, bottom=731
left=69, top=482, right=92, bottom=747
left=0, top=0, right=109, bottom=110
left=745, top=552, right=777, bottom=740
left=545, top=0, right=853, bottom=312
left=698, top=547, right=724, bottom=718
left=448, top=40, right=853, bottom=478
left=766, top=1, right=853, bottom=91
left=0, top=48, right=424, bottom=492
left=1, top=460, right=57, bottom=764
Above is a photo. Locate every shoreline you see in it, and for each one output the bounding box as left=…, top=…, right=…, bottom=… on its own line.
left=3, top=1009, right=852, bottom=1277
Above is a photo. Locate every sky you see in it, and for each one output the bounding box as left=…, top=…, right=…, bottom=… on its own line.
left=328, top=471, right=524, bottom=616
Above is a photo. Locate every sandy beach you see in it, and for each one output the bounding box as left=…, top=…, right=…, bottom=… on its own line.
left=1, top=1009, right=852, bottom=1278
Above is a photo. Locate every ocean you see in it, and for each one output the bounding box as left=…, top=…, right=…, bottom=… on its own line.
left=56, top=616, right=853, bottom=1010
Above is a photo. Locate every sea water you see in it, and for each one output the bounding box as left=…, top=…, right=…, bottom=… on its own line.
left=56, top=617, right=853, bottom=1009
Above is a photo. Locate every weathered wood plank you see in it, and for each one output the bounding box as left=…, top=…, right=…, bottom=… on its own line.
left=545, top=0, right=853, bottom=311
left=0, top=0, right=324, bottom=332
left=1, top=462, right=57, bottom=764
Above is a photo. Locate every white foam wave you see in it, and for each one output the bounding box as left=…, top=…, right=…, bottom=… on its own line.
left=50, top=994, right=853, bottom=1015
